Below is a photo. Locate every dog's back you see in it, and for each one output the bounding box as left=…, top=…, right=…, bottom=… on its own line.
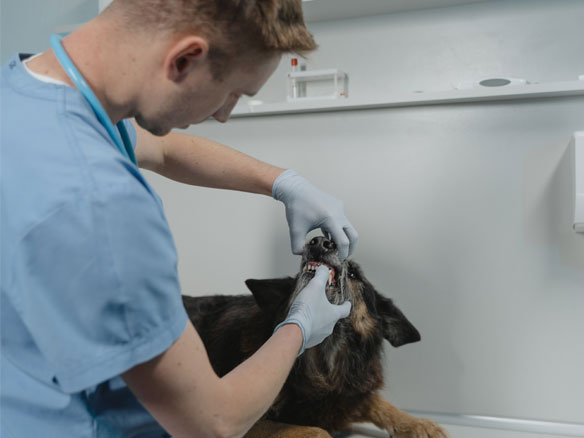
left=182, top=294, right=271, bottom=377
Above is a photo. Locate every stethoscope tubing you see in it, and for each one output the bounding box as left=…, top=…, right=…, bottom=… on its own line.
left=50, top=34, right=137, bottom=166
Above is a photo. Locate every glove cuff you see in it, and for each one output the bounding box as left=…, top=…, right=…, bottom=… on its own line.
left=271, top=169, right=299, bottom=200
left=274, top=319, right=306, bottom=356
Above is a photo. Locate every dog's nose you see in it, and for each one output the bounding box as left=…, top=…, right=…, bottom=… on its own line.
left=309, top=236, right=336, bottom=253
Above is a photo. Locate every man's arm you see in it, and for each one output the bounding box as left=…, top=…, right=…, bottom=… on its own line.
left=122, top=320, right=303, bottom=438
left=122, top=265, right=350, bottom=438
left=133, top=121, right=358, bottom=260
left=133, top=120, right=284, bottom=197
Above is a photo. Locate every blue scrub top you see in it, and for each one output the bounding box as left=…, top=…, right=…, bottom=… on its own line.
left=1, top=54, right=189, bottom=437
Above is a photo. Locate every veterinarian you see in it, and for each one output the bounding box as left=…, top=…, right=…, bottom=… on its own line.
left=0, top=1, right=357, bottom=437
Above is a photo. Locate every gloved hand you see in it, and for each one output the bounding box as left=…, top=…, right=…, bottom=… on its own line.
left=274, top=265, right=352, bottom=355
left=272, top=169, right=358, bottom=261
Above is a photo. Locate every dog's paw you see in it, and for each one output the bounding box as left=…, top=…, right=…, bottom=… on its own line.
left=244, top=420, right=332, bottom=438
left=303, top=427, right=333, bottom=438
left=389, top=417, right=449, bottom=438
left=273, top=425, right=332, bottom=438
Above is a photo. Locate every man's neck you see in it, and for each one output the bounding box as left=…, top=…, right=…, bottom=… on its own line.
left=26, top=19, right=139, bottom=124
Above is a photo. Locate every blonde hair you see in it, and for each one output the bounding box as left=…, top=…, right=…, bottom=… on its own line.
left=108, top=0, right=317, bottom=79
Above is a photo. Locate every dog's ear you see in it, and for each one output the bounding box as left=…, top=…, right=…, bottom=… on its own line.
left=245, top=277, right=295, bottom=312
left=377, top=294, right=421, bottom=347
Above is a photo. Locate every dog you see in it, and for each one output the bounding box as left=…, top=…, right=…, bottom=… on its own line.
left=182, top=236, right=448, bottom=438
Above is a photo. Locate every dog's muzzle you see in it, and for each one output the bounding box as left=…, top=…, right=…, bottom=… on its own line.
left=301, top=236, right=343, bottom=288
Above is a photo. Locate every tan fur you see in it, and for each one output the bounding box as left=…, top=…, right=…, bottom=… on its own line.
left=245, top=419, right=331, bottom=438
left=350, top=285, right=377, bottom=337
left=244, top=394, right=449, bottom=438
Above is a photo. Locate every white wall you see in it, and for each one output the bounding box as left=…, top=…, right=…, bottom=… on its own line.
left=144, top=0, right=584, bottom=426
left=246, top=0, right=584, bottom=105
left=0, top=0, right=97, bottom=64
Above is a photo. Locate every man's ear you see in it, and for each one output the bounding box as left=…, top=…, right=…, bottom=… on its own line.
left=245, top=277, right=296, bottom=312
left=165, top=35, right=209, bottom=82
left=376, top=294, right=421, bottom=347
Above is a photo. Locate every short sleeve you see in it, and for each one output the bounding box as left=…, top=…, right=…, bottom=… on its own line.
left=13, top=185, right=188, bottom=393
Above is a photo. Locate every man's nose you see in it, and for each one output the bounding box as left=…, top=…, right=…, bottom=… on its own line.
left=308, top=236, right=337, bottom=254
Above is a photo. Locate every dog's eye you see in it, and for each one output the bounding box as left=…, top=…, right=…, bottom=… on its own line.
left=348, top=271, right=357, bottom=280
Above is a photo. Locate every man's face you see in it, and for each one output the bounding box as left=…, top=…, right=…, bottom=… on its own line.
left=135, top=53, right=280, bottom=136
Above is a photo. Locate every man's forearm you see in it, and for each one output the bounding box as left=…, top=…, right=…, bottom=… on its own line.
left=219, top=323, right=303, bottom=435
left=122, top=321, right=302, bottom=438
left=144, top=130, right=285, bottom=196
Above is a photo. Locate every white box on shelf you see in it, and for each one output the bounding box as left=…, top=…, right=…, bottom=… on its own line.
left=572, top=131, right=584, bottom=233
left=287, top=69, right=348, bottom=102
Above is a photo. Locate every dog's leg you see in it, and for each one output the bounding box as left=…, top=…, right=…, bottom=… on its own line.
left=244, top=420, right=332, bottom=438
left=350, top=393, right=449, bottom=438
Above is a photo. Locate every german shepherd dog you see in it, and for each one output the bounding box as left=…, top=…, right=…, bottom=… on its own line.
left=182, top=237, right=448, bottom=438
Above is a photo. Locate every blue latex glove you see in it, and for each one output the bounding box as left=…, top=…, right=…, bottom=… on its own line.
left=272, top=169, right=358, bottom=261
left=274, top=265, right=352, bottom=355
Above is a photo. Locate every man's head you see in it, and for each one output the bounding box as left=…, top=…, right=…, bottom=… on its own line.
left=102, top=0, right=316, bottom=135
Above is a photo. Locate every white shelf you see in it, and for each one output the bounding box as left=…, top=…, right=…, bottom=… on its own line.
left=231, top=80, right=584, bottom=118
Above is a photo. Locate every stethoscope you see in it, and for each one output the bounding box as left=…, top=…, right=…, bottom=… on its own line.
left=50, top=34, right=137, bottom=166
